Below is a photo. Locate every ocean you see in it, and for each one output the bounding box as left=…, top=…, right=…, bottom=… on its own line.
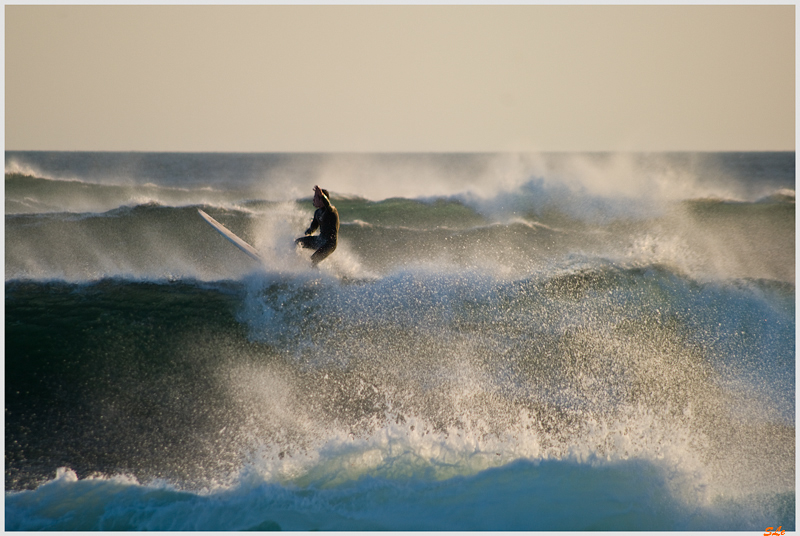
left=5, top=151, right=795, bottom=531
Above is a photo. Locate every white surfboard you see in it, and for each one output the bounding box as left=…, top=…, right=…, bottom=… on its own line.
left=198, top=209, right=263, bottom=263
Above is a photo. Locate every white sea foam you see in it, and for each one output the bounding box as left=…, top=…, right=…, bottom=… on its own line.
left=6, top=403, right=789, bottom=531
left=6, top=152, right=794, bottom=531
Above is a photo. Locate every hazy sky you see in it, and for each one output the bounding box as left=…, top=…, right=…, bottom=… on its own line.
left=5, top=5, right=796, bottom=152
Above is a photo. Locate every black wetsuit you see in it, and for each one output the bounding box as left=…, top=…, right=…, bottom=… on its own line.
left=295, top=194, right=339, bottom=265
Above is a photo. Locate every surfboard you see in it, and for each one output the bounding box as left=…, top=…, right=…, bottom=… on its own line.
left=197, top=209, right=263, bottom=263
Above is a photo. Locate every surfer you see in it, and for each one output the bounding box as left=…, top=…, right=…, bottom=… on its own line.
left=295, top=185, right=339, bottom=266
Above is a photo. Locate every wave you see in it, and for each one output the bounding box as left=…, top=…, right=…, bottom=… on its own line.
left=6, top=152, right=794, bottom=531
left=6, top=458, right=794, bottom=531
left=5, top=172, right=259, bottom=215
left=8, top=168, right=796, bottom=217
left=6, top=186, right=794, bottom=283
left=7, top=151, right=796, bottom=214
left=5, top=269, right=795, bottom=530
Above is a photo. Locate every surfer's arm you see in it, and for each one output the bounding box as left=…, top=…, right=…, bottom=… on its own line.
left=305, top=211, right=320, bottom=235
left=314, top=185, right=332, bottom=209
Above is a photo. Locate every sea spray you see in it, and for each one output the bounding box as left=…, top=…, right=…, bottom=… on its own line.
left=6, top=151, right=794, bottom=530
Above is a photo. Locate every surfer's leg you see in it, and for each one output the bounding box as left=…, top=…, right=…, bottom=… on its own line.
left=310, top=242, right=336, bottom=265
left=295, top=236, right=321, bottom=250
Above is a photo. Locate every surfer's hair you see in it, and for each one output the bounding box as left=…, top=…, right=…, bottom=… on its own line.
left=320, top=188, right=330, bottom=199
